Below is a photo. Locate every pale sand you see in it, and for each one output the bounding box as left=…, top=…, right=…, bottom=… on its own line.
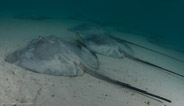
left=0, top=18, right=184, bottom=106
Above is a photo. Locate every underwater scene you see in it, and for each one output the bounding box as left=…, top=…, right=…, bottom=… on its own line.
left=0, top=0, right=184, bottom=106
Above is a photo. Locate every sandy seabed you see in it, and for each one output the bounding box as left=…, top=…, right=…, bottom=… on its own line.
left=0, top=17, right=184, bottom=106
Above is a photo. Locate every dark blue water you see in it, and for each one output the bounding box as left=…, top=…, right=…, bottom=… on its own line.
left=0, top=0, right=184, bottom=51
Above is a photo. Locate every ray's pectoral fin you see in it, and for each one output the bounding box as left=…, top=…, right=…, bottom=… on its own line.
left=5, top=49, right=21, bottom=64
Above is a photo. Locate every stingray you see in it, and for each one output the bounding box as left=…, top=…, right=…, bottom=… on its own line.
left=5, top=35, right=99, bottom=77
left=68, top=23, right=184, bottom=78
left=76, top=32, right=133, bottom=58
left=5, top=35, right=171, bottom=103
left=69, top=23, right=184, bottom=62
left=68, top=23, right=133, bottom=58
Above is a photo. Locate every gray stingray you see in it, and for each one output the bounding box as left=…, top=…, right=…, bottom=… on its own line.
left=68, top=23, right=133, bottom=58
left=5, top=35, right=98, bottom=77
left=76, top=32, right=133, bottom=58
left=5, top=35, right=171, bottom=103
left=69, top=23, right=184, bottom=79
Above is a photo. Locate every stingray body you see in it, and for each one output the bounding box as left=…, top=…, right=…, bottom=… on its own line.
left=5, top=35, right=98, bottom=77
left=69, top=23, right=133, bottom=58
left=76, top=32, right=134, bottom=58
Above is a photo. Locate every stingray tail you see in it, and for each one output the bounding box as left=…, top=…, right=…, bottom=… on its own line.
left=82, top=66, right=172, bottom=103
left=129, top=56, right=184, bottom=78
left=113, top=37, right=184, bottom=63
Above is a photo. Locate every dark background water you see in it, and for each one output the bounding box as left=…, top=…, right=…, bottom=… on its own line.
left=0, top=0, right=184, bottom=51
